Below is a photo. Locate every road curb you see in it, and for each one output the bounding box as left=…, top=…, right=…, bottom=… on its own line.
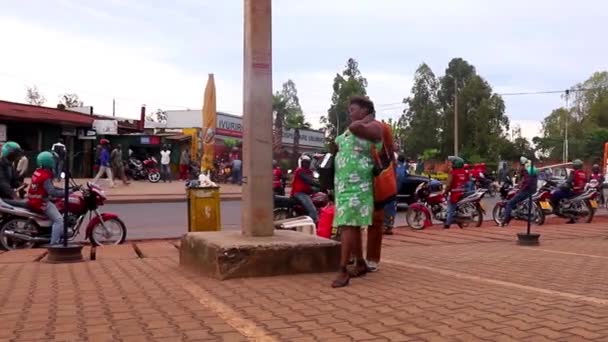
left=107, top=195, right=242, bottom=204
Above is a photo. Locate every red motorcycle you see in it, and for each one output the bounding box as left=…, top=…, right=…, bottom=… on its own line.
left=406, top=180, right=486, bottom=229
left=0, top=182, right=127, bottom=250
left=273, top=191, right=329, bottom=221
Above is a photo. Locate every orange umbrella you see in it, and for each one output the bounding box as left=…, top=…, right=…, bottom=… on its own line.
left=201, top=74, right=216, bottom=173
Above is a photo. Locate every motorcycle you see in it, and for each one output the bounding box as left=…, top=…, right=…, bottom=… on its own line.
left=0, top=181, right=127, bottom=250
left=492, top=182, right=547, bottom=226
left=126, top=156, right=161, bottom=183
left=475, top=175, right=498, bottom=198
left=273, top=190, right=329, bottom=221
left=406, top=180, right=486, bottom=229
left=551, top=182, right=599, bottom=224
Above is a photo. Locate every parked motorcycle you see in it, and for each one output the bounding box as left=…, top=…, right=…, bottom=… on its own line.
left=406, top=180, right=486, bottom=229
left=492, top=182, right=546, bottom=226
left=0, top=181, right=127, bottom=250
left=126, top=156, right=161, bottom=183
left=475, top=176, right=498, bottom=198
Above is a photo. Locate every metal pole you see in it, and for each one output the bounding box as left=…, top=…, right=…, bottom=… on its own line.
left=63, top=149, right=69, bottom=247
left=454, top=77, right=459, bottom=156
left=526, top=156, right=533, bottom=236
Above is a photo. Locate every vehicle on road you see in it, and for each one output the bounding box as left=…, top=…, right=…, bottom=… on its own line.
left=550, top=180, right=599, bottom=224
left=406, top=180, right=486, bottom=229
left=492, top=181, right=547, bottom=226
left=0, top=181, right=127, bottom=250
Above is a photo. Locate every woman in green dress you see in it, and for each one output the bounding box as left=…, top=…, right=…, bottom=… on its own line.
left=332, top=96, right=383, bottom=288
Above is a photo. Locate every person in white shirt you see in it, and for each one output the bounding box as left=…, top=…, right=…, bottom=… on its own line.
left=160, top=145, right=172, bottom=183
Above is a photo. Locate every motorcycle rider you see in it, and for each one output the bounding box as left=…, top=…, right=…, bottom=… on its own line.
left=0, top=141, right=23, bottom=200
left=444, top=156, right=467, bottom=229
left=589, top=164, right=605, bottom=205
left=291, top=155, right=318, bottom=223
left=463, top=163, right=475, bottom=193
left=272, top=160, right=285, bottom=195
left=500, top=157, right=538, bottom=227
left=27, top=151, right=75, bottom=245
left=550, top=159, right=587, bottom=223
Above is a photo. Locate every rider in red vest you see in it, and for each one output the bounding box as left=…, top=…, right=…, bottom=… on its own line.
left=27, top=151, right=74, bottom=245
left=291, top=155, right=317, bottom=223
left=550, top=159, right=587, bottom=223
left=444, top=156, right=467, bottom=229
left=589, top=164, right=605, bottom=204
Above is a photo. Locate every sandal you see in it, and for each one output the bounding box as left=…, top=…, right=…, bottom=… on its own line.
left=331, top=269, right=350, bottom=288
left=348, top=261, right=369, bottom=278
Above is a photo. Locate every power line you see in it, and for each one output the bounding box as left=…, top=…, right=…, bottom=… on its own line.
left=498, top=87, right=605, bottom=96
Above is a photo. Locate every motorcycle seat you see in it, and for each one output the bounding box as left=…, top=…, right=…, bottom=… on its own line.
left=3, top=199, right=30, bottom=209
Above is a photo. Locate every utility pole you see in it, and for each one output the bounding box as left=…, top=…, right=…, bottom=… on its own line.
left=454, top=76, right=459, bottom=156
left=563, top=89, right=570, bottom=162
left=112, top=98, right=116, bottom=117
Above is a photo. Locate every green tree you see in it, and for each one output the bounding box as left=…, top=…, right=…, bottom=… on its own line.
left=285, top=112, right=311, bottom=166
left=321, top=58, right=368, bottom=141
left=272, top=80, right=302, bottom=153
left=437, top=58, right=509, bottom=160
left=401, top=63, right=440, bottom=157
left=383, top=117, right=407, bottom=154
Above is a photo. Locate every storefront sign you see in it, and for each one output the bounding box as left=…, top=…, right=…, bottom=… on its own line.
left=281, top=129, right=324, bottom=148
left=92, top=120, right=118, bottom=135
left=78, top=129, right=97, bottom=140
left=216, top=114, right=243, bottom=138
left=0, top=124, right=6, bottom=142
left=61, top=127, right=77, bottom=136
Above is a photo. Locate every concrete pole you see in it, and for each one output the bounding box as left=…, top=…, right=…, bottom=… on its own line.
left=242, top=0, right=274, bottom=236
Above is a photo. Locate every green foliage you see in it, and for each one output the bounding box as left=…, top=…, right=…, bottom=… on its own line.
left=421, top=148, right=439, bottom=161
left=321, top=58, right=368, bottom=141
left=535, top=71, right=608, bottom=162
left=223, top=138, right=238, bottom=149
left=273, top=80, right=302, bottom=153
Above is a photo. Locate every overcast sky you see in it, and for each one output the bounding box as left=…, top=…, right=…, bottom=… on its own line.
left=1, top=0, right=607, bottom=140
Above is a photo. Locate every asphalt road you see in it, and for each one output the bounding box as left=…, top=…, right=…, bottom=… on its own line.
left=105, top=196, right=506, bottom=240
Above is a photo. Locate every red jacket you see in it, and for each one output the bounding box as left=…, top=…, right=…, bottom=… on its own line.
left=572, top=169, right=587, bottom=192
left=291, top=168, right=313, bottom=195
left=449, top=168, right=468, bottom=203
left=27, top=168, right=53, bottom=211
left=272, top=168, right=283, bottom=189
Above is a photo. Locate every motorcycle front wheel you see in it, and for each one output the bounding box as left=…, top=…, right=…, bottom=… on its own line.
left=0, top=218, right=37, bottom=250
left=492, top=204, right=505, bottom=226
left=405, top=208, right=427, bottom=230
left=148, top=171, right=161, bottom=183
left=89, top=218, right=127, bottom=246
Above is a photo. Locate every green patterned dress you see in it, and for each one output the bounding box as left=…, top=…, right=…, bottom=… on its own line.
left=333, top=130, right=378, bottom=227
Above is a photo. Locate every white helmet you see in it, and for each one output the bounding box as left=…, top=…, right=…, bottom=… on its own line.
left=300, top=155, right=312, bottom=162
left=519, top=156, right=528, bottom=165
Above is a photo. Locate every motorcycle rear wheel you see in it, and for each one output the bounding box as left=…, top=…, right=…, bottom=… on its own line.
left=89, top=218, right=127, bottom=246
left=273, top=208, right=292, bottom=222
left=0, top=218, right=37, bottom=250
left=405, top=208, right=426, bottom=230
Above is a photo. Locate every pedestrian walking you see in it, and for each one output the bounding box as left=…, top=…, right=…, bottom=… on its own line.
left=160, top=145, right=172, bottom=182
left=179, top=148, right=190, bottom=181
left=331, top=96, right=383, bottom=288
left=111, top=144, right=130, bottom=185
left=51, top=139, right=66, bottom=181
left=93, top=139, right=115, bottom=188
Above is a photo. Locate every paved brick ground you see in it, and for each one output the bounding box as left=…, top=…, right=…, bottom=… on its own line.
left=2, top=221, right=608, bottom=341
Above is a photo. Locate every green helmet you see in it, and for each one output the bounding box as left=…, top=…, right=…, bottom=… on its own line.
left=572, top=159, right=583, bottom=170
left=448, top=156, right=464, bottom=169
left=37, top=151, right=56, bottom=169
left=1, top=141, right=21, bottom=158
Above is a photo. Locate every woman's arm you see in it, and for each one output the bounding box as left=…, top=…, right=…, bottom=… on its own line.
left=349, top=116, right=382, bottom=142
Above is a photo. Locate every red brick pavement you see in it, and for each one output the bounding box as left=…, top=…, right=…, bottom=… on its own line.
left=1, top=221, right=608, bottom=341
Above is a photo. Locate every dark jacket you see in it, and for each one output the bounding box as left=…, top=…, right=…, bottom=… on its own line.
left=0, top=157, right=19, bottom=199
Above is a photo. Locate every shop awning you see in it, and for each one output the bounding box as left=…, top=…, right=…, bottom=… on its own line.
left=165, top=134, right=192, bottom=141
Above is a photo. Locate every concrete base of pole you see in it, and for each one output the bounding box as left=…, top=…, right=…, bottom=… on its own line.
left=179, top=230, right=340, bottom=280
left=44, top=243, right=85, bottom=263
left=516, top=232, right=541, bottom=246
